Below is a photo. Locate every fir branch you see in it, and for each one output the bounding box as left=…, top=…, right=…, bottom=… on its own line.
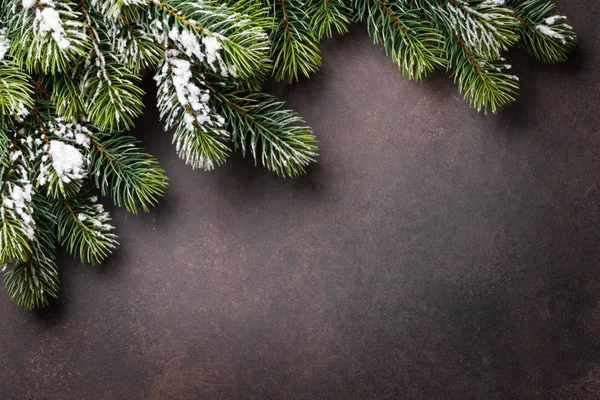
left=80, top=4, right=146, bottom=132
left=40, top=74, right=86, bottom=124
left=35, top=118, right=89, bottom=199
left=3, top=193, right=60, bottom=310
left=354, top=0, right=447, bottom=80
left=265, top=0, right=322, bottom=83
left=0, top=61, right=34, bottom=127
left=226, top=0, right=274, bottom=32
left=430, top=0, right=520, bottom=60
left=505, top=0, right=576, bottom=63
left=0, top=128, right=37, bottom=264
left=448, top=35, right=519, bottom=114
left=54, top=194, right=118, bottom=265
left=88, top=131, right=167, bottom=213
left=154, top=53, right=231, bottom=170
left=4, top=0, right=90, bottom=74
left=309, top=0, right=353, bottom=40
left=106, top=19, right=164, bottom=74
left=0, top=208, right=33, bottom=264
left=80, top=62, right=145, bottom=132
left=148, top=0, right=271, bottom=79
left=208, top=81, right=318, bottom=177
left=3, top=248, right=60, bottom=310
left=89, top=0, right=147, bottom=21
left=0, top=129, right=11, bottom=167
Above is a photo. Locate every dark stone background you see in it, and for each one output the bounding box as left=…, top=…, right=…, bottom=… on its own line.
left=1, top=1, right=599, bottom=398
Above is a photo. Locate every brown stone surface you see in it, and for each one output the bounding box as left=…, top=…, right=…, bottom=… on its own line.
left=1, top=1, right=599, bottom=399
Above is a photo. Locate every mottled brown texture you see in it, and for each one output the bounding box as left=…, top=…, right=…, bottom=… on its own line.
left=1, top=1, right=599, bottom=399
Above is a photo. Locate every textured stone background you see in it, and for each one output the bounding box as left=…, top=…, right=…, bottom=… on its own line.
left=1, top=1, right=599, bottom=399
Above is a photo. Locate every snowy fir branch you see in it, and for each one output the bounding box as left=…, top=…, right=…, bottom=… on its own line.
left=0, top=0, right=576, bottom=309
left=505, top=0, right=577, bottom=63
left=265, top=0, right=575, bottom=112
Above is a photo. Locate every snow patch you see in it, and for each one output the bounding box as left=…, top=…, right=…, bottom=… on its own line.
left=481, top=0, right=505, bottom=7
left=0, top=28, right=11, bottom=60
left=48, top=140, right=86, bottom=183
left=536, top=24, right=567, bottom=44
left=545, top=15, right=566, bottom=25
left=36, top=6, right=71, bottom=50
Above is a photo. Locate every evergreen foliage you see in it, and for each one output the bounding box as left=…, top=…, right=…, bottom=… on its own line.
left=0, top=0, right=576, bottom=309
left=265, top=0, right=576, bottom=112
